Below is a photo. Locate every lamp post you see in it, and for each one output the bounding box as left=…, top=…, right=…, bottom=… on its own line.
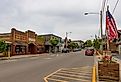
left=65, top=32, right=72, bottom=48
left=84, top=11, right=104, bottom=56
left=66, top=32, right=72, bottom=38
left=84, top=11, right=103, bottom=38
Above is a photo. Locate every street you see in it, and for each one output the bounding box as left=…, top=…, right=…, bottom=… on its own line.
left=0, top=50, right=94, bottom=82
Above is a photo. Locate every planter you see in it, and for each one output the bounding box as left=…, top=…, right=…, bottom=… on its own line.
left=98, top=62, right=119, bottom=81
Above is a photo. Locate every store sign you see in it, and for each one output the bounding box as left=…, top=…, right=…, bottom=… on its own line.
left=29, top=38, right=35, bottom=42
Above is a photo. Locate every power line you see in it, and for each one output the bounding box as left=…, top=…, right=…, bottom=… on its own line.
left=112, top=0, right=120, bottom=14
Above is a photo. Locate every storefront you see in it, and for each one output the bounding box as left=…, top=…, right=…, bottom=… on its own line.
left=11, top=42, right=27, bottom=55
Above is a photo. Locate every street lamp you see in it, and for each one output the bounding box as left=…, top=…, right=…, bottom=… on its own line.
left=84, top=12, right=99, bottom=15
left=84, top=11, right=103, bottom=54
left=66, top=32, right=72, bottom=38
left=84, top=11, right=103, bottom=38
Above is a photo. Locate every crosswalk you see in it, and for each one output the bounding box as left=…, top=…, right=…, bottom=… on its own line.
left=44, top=66, right=92, bottom=82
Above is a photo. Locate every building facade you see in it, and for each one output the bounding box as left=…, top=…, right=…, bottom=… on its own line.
left=71, top=40, right=84, bottom=48
left=0, top=28, right=45, bottom=56
left=39, top=34, right=62, bottom=53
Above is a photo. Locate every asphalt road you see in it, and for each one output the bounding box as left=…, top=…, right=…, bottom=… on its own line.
left=0, top=50, right=94, bottom=82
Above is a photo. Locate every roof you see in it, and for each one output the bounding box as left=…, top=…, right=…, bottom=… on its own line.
left=38, top=34, right=62, bottom=39
left=0, top=33, right=11, bottom=36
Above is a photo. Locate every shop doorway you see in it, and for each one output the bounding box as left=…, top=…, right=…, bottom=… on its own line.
left=28, top=43, right=37, bottom=54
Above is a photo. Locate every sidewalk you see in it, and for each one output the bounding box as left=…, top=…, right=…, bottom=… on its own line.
left=0, top=53, right=49, bottom=60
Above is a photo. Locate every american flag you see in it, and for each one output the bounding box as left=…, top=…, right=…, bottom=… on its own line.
left=106, top=10, right=118, bottom=41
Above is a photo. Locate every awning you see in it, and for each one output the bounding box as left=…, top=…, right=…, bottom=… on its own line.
left=5, top=41, right=12, bottom=44
left=13, top=42, right=27, bottom=46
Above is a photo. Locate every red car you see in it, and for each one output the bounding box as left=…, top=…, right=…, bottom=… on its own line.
left=85, top=48, right=94, bottom=56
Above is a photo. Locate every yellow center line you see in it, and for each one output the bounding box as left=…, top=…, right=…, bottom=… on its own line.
left=92, top=65, right=96, bottom=82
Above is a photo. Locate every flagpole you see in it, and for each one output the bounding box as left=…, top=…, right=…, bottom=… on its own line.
left=106, top=6, right=110, bottom=51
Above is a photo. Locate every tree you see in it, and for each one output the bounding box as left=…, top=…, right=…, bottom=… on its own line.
left=68, top=42, right=75, bottom=49
left=0, top=40, right=8, bottom=52
left=93, top=39, right=101, bottom=50
left=36, top=36, right=45, bottom=45
left=0, top=40, right=8, bottom=56
left=84, top=40, right=93, bottom=47
left=68, top=42, right=79, bottom=50
left=50, top=38, right=59, bottom=53
left=75, top=43, right=79, bottom=48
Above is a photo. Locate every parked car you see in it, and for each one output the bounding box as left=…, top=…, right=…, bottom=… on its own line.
left=62, top=48, right=70, bottom=53
left=85, top=48, right=94, bottom=56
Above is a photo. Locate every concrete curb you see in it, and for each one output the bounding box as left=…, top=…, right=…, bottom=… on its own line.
left=0, top=53, right=49, bottom=60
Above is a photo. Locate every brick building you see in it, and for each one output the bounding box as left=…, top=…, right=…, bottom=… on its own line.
left=0, top=28, right=44, bottom=56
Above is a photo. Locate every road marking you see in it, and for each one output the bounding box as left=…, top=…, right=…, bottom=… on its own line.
left=5, top=60, right=17, bottom=62
left=44, top=58, right=52, bottom=59
left=44, top=69, right=62, bottom=82
left=51, top=74, right=90, bottom=81
left=50, top=55, right=55, bottom=56
left=0, top=59, right=17, bottom=63
left=47, top=78, right=67, bottom=82
left=44, top=66, right=92, bottom=82
left=56, top=72, right=91, bottom=77
left=54, top=72, right=91, bottom=79
left=59, top=70, right=92, bottom=74
left=29, top=57, right=38, bottom=59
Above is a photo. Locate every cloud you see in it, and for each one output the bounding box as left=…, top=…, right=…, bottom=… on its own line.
left=0, top=0, right=121, bottom=40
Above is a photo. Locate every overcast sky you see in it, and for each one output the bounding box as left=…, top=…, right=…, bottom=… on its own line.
left=0, top=0, right=121, bottom=40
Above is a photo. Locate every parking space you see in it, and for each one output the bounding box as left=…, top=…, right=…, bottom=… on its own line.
left=44, top=66, right=92, bottom=82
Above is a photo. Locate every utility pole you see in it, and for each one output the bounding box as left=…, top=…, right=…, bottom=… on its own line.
left=100, top=10, right=103, bottom=52
left=65, top=32, right=68, bottom=48
left=100, top=11, right=103, bottom=38
left=65, top=32, right=71, bottom=48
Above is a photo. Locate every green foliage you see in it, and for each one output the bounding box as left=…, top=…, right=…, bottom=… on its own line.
left=68, top=42, right=79, bottom=49
left=93, top=39, right=101, bottom=49
left=0, top=40, right=8, bottom=52
left=50, top=38, right=59, bottom=46
left=84, top=40, right=93, bottom=47
left=68, top=39, right=71, bottom=43
left=36, top=36, right=45, bottom=44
